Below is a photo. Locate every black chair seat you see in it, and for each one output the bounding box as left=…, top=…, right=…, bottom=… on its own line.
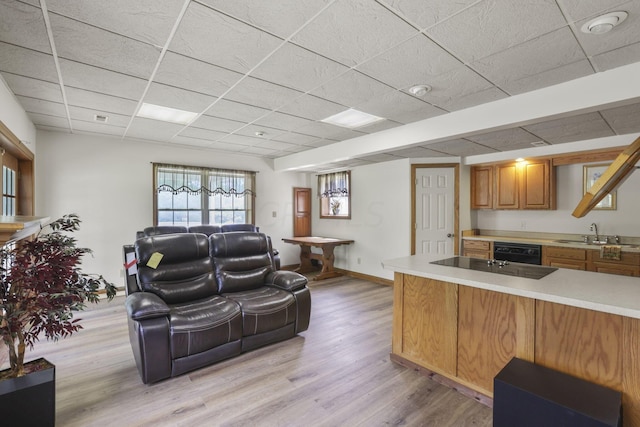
left=223, top=287, right=296, bottom=336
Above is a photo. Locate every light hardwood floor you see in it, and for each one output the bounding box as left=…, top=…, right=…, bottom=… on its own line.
left=9, top=276, right=492, bottom=426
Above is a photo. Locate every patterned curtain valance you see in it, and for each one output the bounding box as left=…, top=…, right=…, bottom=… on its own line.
left=154, top=163, right=256, bottom=197
left=318, top=171, right=350, bottom=198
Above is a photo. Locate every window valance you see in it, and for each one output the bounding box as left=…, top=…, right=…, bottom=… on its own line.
left=154, top=163, right=256, bottom=197
left=318, top=171, right=350, bottom=198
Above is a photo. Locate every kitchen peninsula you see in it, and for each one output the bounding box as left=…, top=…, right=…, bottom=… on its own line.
left=383, top=254, right=640, bottom=427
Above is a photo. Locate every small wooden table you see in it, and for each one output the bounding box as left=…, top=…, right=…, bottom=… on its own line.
left=282, top=236, right=354, bottom=280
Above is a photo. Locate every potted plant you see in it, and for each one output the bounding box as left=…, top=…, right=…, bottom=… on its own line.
left=0, top=214, right=117, bottom=426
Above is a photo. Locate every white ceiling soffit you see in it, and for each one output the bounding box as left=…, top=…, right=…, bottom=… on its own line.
left=2, top=0, right=640, bottom=172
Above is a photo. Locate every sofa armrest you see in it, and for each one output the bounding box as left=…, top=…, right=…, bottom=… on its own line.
left=266, top=270, right=308, bottom=292
left=125, top=292, right=170, bottom=321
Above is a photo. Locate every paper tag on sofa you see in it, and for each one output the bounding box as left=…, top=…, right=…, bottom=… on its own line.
left=125, top=252, right=138, bottom=275
left=147, top=252, right=164, bottom=269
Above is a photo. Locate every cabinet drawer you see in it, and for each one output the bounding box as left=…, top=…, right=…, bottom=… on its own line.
left=544, top=246, right=587, bottom=261
left=588, top=250, right=640, bottom=266
left=463, top=240, right=491, bottom=251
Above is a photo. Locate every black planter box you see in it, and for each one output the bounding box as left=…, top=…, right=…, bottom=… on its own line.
left=494, top=357, right=621, bottom=427
left=0, top=358, right=55, bottom=427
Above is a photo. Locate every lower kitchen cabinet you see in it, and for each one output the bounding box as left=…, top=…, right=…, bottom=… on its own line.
left=588, top=250, right=640, bottom=277
left=542, top=246, right=588, bottom=270
left=462, top=239, right=492, bottom=259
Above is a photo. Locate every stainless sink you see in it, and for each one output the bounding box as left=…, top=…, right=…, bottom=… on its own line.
left=551, top=240, right=638, bottom=249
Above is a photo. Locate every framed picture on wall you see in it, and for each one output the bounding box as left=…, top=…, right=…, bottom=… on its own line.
left=583, top=163, right=616, bottom=210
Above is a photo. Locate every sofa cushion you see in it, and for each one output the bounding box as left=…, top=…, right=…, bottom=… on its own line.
left=224, top=287, right=296, bottom=336
left=142, top=226, right=188, bottom=236
left=170, top=296, right=242, bottom=359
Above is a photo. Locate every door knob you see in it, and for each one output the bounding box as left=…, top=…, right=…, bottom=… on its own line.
left=447, top=233, right=454, bottom=238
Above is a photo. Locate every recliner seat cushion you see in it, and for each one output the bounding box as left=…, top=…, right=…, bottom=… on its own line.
left=170, top=296, right=242, bottom=359
left=224, top=287, right=296, bottom=336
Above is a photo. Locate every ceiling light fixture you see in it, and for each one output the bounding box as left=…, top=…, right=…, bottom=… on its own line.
left=408, top=84, right=432, bottom=97
left=321, top=108, right=384, bottom=128
left=255, top=131, right=266, bottom=137
left=136, top=103, right=198, bottom=125
left=581, top=11, right=628, bottom=35
left=94, top=114, right=108, bottom=123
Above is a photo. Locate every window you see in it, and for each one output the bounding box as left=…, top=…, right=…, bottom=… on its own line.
left=2, top=165, right=16, bottom=216
left=153, top=163, right=256, bottom=226
left=318, top=171, right=350, bottom=219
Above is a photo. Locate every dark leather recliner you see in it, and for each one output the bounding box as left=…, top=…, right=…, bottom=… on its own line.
left=188, top=225, right=222, bottom=235
left=209, top=232, right=310, bottom=351
left=220, top=223, right=259, bottom=232
left=124, top=232, right=310, bottom=384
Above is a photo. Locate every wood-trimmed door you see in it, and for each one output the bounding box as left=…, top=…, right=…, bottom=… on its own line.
left=293, top=187, right=311, bottom=237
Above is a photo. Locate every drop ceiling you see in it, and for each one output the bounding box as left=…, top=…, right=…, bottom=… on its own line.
left=1, top=0, right=640, bottom=172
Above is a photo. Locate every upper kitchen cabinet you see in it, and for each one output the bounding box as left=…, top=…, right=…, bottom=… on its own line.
left=470, top=165, right=493, bottom=209
left=471, top=159, right=556, bottom=210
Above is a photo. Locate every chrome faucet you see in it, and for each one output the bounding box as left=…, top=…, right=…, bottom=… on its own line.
left=590, top=223, right=599, bottom=242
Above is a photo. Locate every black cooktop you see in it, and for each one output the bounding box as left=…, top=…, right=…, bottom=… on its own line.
left=430, top=257, right=557, bottom=280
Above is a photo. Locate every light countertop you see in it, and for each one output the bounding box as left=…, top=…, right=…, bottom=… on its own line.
left=383, top=254, right=640, bottom=320
left=463, top=234, right=640, bottom=252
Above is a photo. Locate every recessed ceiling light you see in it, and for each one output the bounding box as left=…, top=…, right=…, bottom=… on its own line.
left=321, top=108, right=384, bottom=128
left=581, top=11, right=628, bottom=34
left=93, top=114, right=108, bottom=123
left=408, top=84, right=432, bottom=97
left=255, top=131, right=266, bottom=137
left=136, top=103, right=198, bottom=125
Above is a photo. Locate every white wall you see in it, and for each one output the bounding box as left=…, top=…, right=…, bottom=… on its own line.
left=35, top=130, right=308, bottom=286
left=0, top=76, right=36, bottom=153
left=476, top=163, right=640, bottom=237
left=310, top=158, right=412, bottom=281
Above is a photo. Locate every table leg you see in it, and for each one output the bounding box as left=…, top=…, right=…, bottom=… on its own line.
left=296, top=245, right=316, bottom=273
left=314, top=244, right=343, bottom=280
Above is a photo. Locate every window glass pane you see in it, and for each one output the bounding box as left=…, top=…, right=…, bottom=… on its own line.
left=188, top=192, right=201, bottom=209
left=220, top=195, right=233, bottom=209
left=188, top=211, right=202, bottom=225
left=220, top=211, right=234, bottom=224
left=173, top=211, right=189, bottom=226
left=233, top=211, right=246, bottom=223
left=210, top=194, right=221, bottom=209
left=158, top=211, right=173, bottom=225
left=173, top=192, right=188, bottom=209
left=157, top=192, right=173, bottom=209
left=209, top=211, right=221, bottom=225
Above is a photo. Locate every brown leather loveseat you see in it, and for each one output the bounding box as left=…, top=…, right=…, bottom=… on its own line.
left=124, top=231, right=310, bottom=384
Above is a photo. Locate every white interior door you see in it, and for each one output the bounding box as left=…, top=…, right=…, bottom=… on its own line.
left=414, top=167, right=455, bottom=256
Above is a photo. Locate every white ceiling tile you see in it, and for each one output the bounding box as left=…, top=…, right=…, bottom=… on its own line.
left=288, top=121, right=349, bottom=139
left=472, top=27, right=587, bottom=87
left=411, top=66, right=495, bottom=108
left=2, top=73, right=63, bottom=102
left=144, top=83, right=216, bottom=113
left=437, top=87, right=508, bottom=112
left=380, top=0, right=479, bottom=29
left=178, top=126, right=227, bottom=142
left=277, top=94, right=345, bottom=120
left=425, top=139, right=498, bottom=156
left=357, top=34, right=463, bottom=89
left=600, top=102, right=640, bottom=135
left=270, top=132, right=320, bottom=145
left=0, top=42, right=57, bottom=82
left=16, top=96, right=66, bottom=117
left=126, top=117, right=185, bottom=142
left=357, top=119, right=403, bottom=133
left=65, top=87, right=138, bottom=116
left=355, top=90, right=446, bottom=123
left=253, top=112, right=313, bottom=131
left=252, top=43, right=349, bottom=92
left=225, top=77, right=302, bottom=111
left=499, top=60, right=594, bottom=95
left=250, top=139, right=298, bottom=151
left=59, top=59, right=147, bottom=100
left=67, top=105, right=131, bottom=127
left=466, top=128, right=542, bottom=150
left=523, top=112, right=615, bottom=143
left=28, top=112, right=69, bottom=129
left=204, top=99, right=269, bottom=123
left=310, top=70, right=395, bottom=107
left=154, top=52, right=243, bottom=98
left=426, top=0, right=567, bottom=63
left=572, top=1, right=640, bottom=57
left=304, top=139, right=338, bottom=148
left=198, top=0, right=332, bottom=39
left=218, top=133, right=261, bottom=146
left=172, top=135, right=214, bottom=147
left=190, top=115, right=246, bottom=133
left=71, top=119, right=126, bottom=137
left=241, top=145, right=279, bottom=156
left=556, top=0, right=630, bottom=22
left=387, top=146, right=449, bottom=158
left=234, top=124, right=284, bottom=139
left=210, top=140, right=251, bottom=151
left=291, top=0, right=417, bottom=67
left=169, top=2, right=282, bottom=74
left=592, top=41, right=640, bottom=72
left=0, top=1, right=51, bottom=53
left=46, top=0, right=184, bottom=46
left=49, top=14, right=160, bottom=79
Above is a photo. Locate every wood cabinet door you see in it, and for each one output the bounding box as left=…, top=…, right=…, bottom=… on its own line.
left=470, top=165, right=493, bottom=209
left=521, top=159, right=553, bottom=209
left=293, top=187, right=311, bottom=237
left=494, top=163, right=519, bottom=209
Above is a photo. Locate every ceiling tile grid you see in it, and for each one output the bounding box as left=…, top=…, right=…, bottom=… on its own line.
left=1, top=0, right=640, bottom=170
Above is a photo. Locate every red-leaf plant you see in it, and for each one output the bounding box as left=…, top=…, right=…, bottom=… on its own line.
left=0, top=214, right=117, bottom=379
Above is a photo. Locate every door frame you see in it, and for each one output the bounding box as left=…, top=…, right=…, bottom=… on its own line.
left=411, top=163, right=460, bottom=256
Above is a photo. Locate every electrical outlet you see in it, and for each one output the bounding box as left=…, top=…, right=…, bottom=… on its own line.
left=357, top=257, right=361, bottom=264
left=521, top=221, right=527, bottom=230
left=272, top=211, right=277, bottom=218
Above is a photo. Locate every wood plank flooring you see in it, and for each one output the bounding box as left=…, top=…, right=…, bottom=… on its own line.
left=4, top=276, right=492, bottom=426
